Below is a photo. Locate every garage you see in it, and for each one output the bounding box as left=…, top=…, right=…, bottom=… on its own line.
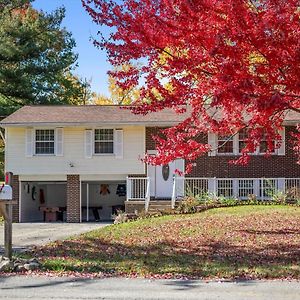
left=81, top=181, right=126, bottom=221
left=20, top=182, right=67, bottom=222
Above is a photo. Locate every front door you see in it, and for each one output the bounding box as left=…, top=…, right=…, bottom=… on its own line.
left=155, top=162, right=176, bottom=198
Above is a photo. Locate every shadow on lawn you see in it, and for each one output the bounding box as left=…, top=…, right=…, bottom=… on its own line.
left=240, top=229, right=300, bottom=235
left=33, top=235, right=300, bottom=278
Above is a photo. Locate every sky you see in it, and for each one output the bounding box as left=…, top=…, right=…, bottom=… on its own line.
left=32, top=0, right=111, bottom=96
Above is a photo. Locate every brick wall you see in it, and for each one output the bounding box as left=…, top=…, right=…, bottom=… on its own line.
left=146, top=126, right=300, bottom=178
left=146, top=127, right=167, bottom=151
left=12, top=175, right=19, bottom=222
left=66, top=175, right=81, bottom=223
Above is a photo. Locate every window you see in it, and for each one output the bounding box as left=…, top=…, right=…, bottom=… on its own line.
left=238, top=179, right=254, bottom=198
left=217, top=135, right=234, bottom=154
left=238, top=128, right=248, bottom=153
left=216, top=128, right=278, bottom=155
left=260, top=179, right=277, bottom=198
left=35, top=129, right=55, bottom=155
left=217, top=179, right=233, bottom=197
left=258, top=132, right=275, bottom=154
left=94, top=129, right=114, bottom=154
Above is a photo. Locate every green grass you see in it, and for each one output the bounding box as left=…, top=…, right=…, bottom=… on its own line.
left=32, top=205, right=300, bottom=279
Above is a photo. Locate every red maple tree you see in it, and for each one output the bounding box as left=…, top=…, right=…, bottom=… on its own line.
left=82, top=0, right=300, bottom=172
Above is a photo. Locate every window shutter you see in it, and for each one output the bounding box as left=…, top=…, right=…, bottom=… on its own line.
left=85, top=129, right=93, bottom=158
left=55, top=128, right=64, bottom=156
left=114, top=129, right=123, bottom=159
left=208, top=133, right=217, bottom=156
left=25, top=128, right=33, bottom=157
left=277, top=127, right=285, bottom=156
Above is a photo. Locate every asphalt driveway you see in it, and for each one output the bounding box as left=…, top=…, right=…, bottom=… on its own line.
left=0, top=222, right=110, bottom=253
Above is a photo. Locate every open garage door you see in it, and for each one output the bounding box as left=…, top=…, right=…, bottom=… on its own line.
left=81, top=181, right=126, bottom=221
left=20, top=181, right=67, bottom=222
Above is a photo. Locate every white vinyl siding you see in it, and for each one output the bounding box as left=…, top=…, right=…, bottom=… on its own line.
left=6, top=126, right=145, bottom=175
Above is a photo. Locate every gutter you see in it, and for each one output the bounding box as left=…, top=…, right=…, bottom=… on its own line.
left=0, top=121, right=181, bottom=128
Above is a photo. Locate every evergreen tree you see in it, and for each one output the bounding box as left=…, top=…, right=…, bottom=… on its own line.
left=0, top=0, right=89, bottom=115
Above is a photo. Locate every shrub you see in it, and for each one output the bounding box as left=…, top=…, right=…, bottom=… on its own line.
left=177, top=196, right=200, bottom=214
left=272, top=191, right=287, bottom=204
left=113, top=210, right=129, bottom=224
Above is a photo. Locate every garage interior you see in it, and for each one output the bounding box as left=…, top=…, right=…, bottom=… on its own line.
left=20, top=182, right=67, bottom=222
left=20, top=180, right=126, bottom=222
left=81, top=181, right=126, bottom=222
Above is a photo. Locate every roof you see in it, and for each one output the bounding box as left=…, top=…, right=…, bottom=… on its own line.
left=0, top=105, right=188, bottom=127
left=0, top=105, right=299, bottom=127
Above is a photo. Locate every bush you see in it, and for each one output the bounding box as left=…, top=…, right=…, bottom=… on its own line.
left=272, top=191, right=287, bottom=204
left=177, top=196, right=200, bottom=214
left=113, top=210, right=129, bottom=224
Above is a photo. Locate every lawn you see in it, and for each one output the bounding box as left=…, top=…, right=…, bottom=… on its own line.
left=33, top=205, right=300, bottom=279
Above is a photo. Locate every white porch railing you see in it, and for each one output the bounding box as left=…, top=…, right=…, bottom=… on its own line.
left=126, top=177, right=151, bottom=212
left=172, top=177, right=300, bottom=201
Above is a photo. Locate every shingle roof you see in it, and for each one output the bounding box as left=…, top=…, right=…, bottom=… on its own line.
left=0, top=105, right=188, bottom=126
left=0, top=105, right=299, bottom=127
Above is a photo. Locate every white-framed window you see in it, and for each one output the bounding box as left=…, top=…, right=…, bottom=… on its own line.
left=217, top=135, right=234, bottom=154
left=238, top=179, right=254, bottom=198
left=214, top=128, right=284, bottom=156
left=217, top=179, right=233, bottom=197
left=94, top=129, right=114, bottom=154
left=260, top=179, right=277, bottom=198
left=238, top=128, right=248, bottom=153
left=258, top=132, right=276, bottom=154
left=35, top=129, right=55, bottom=155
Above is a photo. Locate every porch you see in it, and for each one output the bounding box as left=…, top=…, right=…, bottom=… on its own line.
left=126, top=177, right=300, bottom=212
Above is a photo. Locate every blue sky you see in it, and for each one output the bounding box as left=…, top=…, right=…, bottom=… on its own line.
left=33, top=0, right=110, bottom=96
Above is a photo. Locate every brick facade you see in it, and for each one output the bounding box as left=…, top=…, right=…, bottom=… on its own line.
left=12, top=174, right=19, bottom=222
left=146, top=126, right=300, bottom=178
left=66, top=175, right=81, bottom=223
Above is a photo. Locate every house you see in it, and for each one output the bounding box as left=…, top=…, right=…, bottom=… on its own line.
left=0, top=105, right=300, bottom=223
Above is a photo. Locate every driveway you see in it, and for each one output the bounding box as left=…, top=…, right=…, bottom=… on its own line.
left=0, top=222, right=110, bottom=253
left=0, top=277, right=300, bottom=300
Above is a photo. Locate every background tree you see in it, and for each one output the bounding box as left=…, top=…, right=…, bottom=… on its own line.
left=0, top=0, right=89, bottom=115
left=0, top=0, right=93, bottom=180
left=93, top=67, right=140, bottom=105
left=83, top=0, right=300, bottom=172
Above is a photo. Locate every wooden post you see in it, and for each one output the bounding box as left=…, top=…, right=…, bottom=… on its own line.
left=4, top=204, right=12, bottom=260
left=0, top=184, right=14, bottom=260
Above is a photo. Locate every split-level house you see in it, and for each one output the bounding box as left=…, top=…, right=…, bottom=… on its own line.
left=1, top=105, right=300, bottom=223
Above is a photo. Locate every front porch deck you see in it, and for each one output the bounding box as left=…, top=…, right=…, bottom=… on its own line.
left=126, top=177, right=300, bottom=213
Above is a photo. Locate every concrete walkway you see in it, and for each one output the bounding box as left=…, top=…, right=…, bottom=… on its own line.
left=0, top=277, right=300, bottom=300
left=0, top=222, right=110, bottom=253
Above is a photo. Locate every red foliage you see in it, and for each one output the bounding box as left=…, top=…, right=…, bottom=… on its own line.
left=82, top=0, right=300, bottom=172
